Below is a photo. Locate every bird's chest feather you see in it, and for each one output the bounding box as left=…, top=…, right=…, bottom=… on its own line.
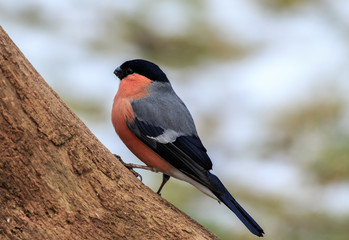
left=111, top=74, right=151, bottom=142
left=112, top=97, right=133, bottom=137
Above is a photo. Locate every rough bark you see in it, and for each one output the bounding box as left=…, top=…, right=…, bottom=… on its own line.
left=0, top=26, right=219, bottom=240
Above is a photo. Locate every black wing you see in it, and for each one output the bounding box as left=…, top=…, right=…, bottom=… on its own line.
left=127, top=118, right=223, bottom=195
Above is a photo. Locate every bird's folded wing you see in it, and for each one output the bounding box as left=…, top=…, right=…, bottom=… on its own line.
left=127, top=117, right=223, bottom=195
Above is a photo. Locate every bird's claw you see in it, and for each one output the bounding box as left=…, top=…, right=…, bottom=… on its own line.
left=129, top=168, right=143, bottom=181
left=113, top=154, right=143, bottom=181
left=114, top=154, right=159, bottom=181
left=122, top=164, right=143, bottom=181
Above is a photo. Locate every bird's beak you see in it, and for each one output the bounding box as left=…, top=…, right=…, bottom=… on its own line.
left=114, top=66, right=123, bottom=80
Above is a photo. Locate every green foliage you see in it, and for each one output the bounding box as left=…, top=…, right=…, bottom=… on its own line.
left=258, top=0, right=316, bottom=11
left=263, top=94, right=344, bottom=155
left=122, top=22, right=247, bottom=67
left=310, top=136, right=349, bottom=183
left=262, top=88, right=349, bottom=185
left=88, top=1, right=250, bottom=67
left=0, top=3, right=53, bottom=28
left=64, top=98, right=106, bottom=122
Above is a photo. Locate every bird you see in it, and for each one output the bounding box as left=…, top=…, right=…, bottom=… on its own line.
left=112, top=59, right=264, bottom=237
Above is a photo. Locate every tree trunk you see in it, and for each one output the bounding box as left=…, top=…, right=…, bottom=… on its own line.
left=0, top=26, right=218, bottom=240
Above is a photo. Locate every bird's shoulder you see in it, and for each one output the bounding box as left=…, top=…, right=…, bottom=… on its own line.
left=130, top=82, right=196, bottom=135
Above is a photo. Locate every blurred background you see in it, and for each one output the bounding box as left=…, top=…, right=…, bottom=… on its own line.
left=2, top=0, right=349, bottom=239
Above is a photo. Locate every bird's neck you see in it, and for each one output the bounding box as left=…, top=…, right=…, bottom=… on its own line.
left=116, top=74, right=152, bottom=100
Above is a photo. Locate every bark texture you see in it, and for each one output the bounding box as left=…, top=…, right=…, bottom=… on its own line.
left=0, top=26, right=219, bottom=240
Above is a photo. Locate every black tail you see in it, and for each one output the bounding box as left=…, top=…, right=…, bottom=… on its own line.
left=209, top=173, right=264, bottom=237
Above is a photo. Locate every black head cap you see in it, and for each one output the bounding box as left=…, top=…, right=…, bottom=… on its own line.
left=114, top=59, right=169, bottom=82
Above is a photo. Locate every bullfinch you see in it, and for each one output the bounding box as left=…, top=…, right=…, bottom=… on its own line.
left=112, top=59, right=264, bottom=237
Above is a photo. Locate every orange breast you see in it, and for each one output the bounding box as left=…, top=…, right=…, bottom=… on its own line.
left=112, top=74, right=174, bottom=173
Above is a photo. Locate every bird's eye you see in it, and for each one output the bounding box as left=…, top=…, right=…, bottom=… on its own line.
left=126, top=68, right=134, bottom=75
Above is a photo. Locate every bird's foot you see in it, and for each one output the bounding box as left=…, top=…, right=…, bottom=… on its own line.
left=113, top=154, right=158, bottom=181
left=114, top=154, right=143, bottom=181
